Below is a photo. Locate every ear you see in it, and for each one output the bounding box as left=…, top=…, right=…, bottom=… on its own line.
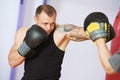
left=34, top=16, right=37, bottom=23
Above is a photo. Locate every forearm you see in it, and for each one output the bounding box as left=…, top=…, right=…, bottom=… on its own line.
left=95, top=38, right=115, bottom=74
left=8, top=47, right=25, bottom=68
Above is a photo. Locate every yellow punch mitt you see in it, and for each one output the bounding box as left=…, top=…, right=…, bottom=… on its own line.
left=84, top=12, right=116, bottom=42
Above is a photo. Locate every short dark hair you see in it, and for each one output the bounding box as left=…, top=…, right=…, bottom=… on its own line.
left=35, top=4, right=57, bottom=17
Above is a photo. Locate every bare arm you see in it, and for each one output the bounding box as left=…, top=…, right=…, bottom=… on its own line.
left=95, top=38, right=116, bottom=74
left=8, top=27, right=28, bottom=68
left=60, top=24, right=90, bottom=41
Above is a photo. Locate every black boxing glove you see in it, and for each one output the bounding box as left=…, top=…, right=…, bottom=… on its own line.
left=18, top=24, right=48, bottom=57
left=84, top=12, right=116, bottom=42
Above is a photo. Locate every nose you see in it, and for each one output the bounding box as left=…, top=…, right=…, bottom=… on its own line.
left=46, top=24, right=51, bottom=30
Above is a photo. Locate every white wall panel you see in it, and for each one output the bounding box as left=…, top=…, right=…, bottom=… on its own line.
left=0, top=0, right=20, bottom=80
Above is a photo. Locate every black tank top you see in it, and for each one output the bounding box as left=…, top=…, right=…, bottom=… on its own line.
left=22, top=29, right=65, bottom=80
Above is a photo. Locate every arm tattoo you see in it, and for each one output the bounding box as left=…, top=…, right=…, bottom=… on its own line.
left=56, top=24, right=76, bottom=33
left=56, top=24, right=88, bottom=41
left=63, top=24, right=77, bottom=32
left=69, top=27, right=82, bottom=38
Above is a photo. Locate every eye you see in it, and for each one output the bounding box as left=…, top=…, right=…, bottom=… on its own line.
left=50, top=22, right=55, bottom=26
left=43, top=23, right=48, bottom=26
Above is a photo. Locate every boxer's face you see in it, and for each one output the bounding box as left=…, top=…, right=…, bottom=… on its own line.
left=34, top=11, right=56, bottom=35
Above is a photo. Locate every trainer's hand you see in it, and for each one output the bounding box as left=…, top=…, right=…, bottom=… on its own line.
left=84, top=12, right=116, bottom=42
left=18, top=24, right=48, bottom=57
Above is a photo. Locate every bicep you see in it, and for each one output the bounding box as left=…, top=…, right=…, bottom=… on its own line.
left=64, top=24, right=89, bottom=41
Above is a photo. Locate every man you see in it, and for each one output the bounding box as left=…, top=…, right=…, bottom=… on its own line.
left=83, top=12, right=120, bottom=74
left=8, top=4, right=89, bottom=80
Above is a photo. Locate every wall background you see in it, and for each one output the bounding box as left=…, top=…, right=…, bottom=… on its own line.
left=0, top=0, right=20, bottom=80
left=0, top=0, right=119, bottom=80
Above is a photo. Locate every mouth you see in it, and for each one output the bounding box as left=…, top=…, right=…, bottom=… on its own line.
left=45, top=30, right=51, bottom=35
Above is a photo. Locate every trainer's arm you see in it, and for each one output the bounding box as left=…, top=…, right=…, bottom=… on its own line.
left=95, top=38, right=116, bottom=74
left=8, top=27, right=27, bottom=68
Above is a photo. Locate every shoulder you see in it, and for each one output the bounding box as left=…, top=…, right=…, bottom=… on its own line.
left=15, top=26, right=31, bottom=40
left=16, top=26, right=30, bottom=35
